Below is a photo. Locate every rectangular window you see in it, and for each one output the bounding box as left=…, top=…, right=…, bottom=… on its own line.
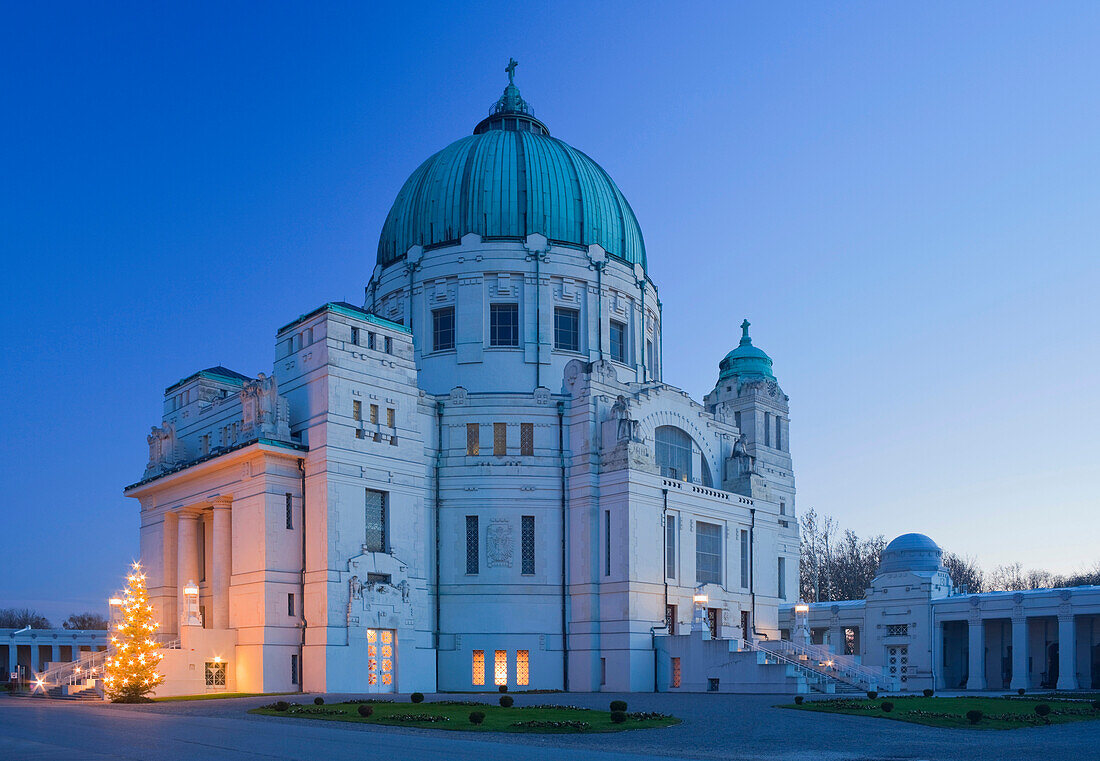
left=291, top=654, right=299, bottom=685
left=285, top=493, right=293, bottom=529
left=493, top=422, right=507, bottom=456
left=384, top=336, right=393, bottom=354
left=490, top=303, right=519, bottom=347
left=472, top=650, right=485, bottom=686
left=665, top=514, right=677, bottom=579
left=516, top=650, right=529, bottom=686
left=665, top=604, right=677, bottom=635
left=352, top=400, right=362, bottom=421
left=671, top=657, right=681, bottom=688
left=494, top=650, right=507, bottom=686
left=365, top=489, right=387, bottom=553
left=778, top=557, right=786, bottom=600
left=205, top=661, right=226, bottom=687
left=351, top=326, right=360, bottom=345
left=465, top=515, right=479, bottom=574
left=521, top=515, right=535, bottom=575
left=600, top=657, right=607, bottom=685
left=369, top=404, right=378, bottom=424
left=740, top=529, right=750, bottom=588
left=433, top=306, right=455, bottom=351
left=386, top=408, right=395, bottom=428
left=775, top=417, right=783, bottom=451
left=696, top=521, right=723, bottom=585
left=765, top=412, right=771, bottom=447
left=520, top=422, right=534, bottom=456
left=605, top=510, right=611, bottom=576
left=367, top=332, right=376, bottom=350
left=609, top=320, right=626, bottom=363
left=554, top=307, right=579, bottom=352
left=707, top=608, right=719, bottom=639
left=287, top=593, right=295, bottom=616
left=734, top=410, right=742, bottom=431
left=647, top=339, right=655, bottom=377
left=886, top=624, right=909, bottom=637
left=466, top=422, right=479, bottom=455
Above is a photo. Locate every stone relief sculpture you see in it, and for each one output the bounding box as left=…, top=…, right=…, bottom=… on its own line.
left=145, top=422, right=183, bottom=476
left=349, top=575, right=363, bottom=600
left=611, top=395, right=641, bottom=443
left=240, top=372, right=291, bottom=440
left=731, top=432, right=755, bottom=476
left=486, top=519, right=514, bottom=568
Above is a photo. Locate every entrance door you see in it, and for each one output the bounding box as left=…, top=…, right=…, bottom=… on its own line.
left=887, top=645, right=909, bottom=690
left=366, top=629, right=396, bottom=692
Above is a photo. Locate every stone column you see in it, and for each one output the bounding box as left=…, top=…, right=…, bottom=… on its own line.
left=830, top=626, right=844, bottom=655
left=966, top=617, right=986, bottom=690
left=211, top=498, right=233, bottom=630
left=177, top=511, right=201, bottom=627
left=1010, top=615, right=1029, bottom=691
left=933, top=620, right=945, bottom=691
left=1057, top=612, right=1078, bottom=690
left=51, top=644, right=59, bottom=668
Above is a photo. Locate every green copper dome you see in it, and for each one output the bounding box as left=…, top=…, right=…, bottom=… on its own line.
left=376, top=66, right=646, bottom=269
left=718, top=320, right=775, bottom=381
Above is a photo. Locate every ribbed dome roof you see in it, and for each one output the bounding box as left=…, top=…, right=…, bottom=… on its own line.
left=376, top=73, right=646, bottom=270
left=718, top=320, right=775, bottom=381
left=878, top=533, right=944, bottom=574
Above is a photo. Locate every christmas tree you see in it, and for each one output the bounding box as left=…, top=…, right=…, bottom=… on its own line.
left=103, top=562, right=164, bottom=701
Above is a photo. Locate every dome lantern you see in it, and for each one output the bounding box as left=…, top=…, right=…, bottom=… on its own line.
left=718, top=320, right=775, bottom=381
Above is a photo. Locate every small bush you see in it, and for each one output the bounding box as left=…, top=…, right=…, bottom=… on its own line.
left=498, top=684, right=508, bottom=693
left=866, top=690, right=878, bottom=700
left=794, top=695, right=804, bottom=705
left=1017, top=687, right=1026, bottom=696
left=357, top=704, right=373, bottom=718
left=499, top=695, right=514, bottom=708
left=313, top=697, right=324, bottom=705
left=274, top=701, right=289, bottom=711
left=610, top=710, right=627, bottom=724
left=881, top=701, right=894, bottom=713
left=469, top=710, right=486, bottom=725
left=966, top=709, right=983, bottom=725
left=609, top=700, right=628, bottom=712
left=410, top=692, right=424, bottom=704
left=1035, top=704, right=1051, bottom=717
left=1091, top=700, right=1100, bottom=712
left=923, top=688, right=934, bottom=697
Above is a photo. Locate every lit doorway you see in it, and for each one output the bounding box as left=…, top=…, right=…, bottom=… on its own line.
left=366, top=629, right=396, bottom=692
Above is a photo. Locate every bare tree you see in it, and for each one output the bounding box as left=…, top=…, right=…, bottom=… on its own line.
left=0, top=608, right=52, bottom=629
left=62, top=612, right=109, bottom=630
left=942, top=552, right=984, bottom=593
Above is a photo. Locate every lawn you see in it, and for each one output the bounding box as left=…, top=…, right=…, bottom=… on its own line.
left=250, top=698, right=680, bottom=733
left=785, top=695, right=1100, bottom=730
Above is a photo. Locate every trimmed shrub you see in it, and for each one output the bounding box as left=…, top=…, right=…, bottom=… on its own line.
left=881, top=701, right=894, bottom=713
left=866, top=691, right=878, bottom=700
left=498, top=684, right=508, bottom=693
left=1091, top=700, right=1100, bottom=711
left=966, top=709, right=983, bottom=725
left=1035, top=704, right=1051, bottom=717
left=313, top=697, right=324, bottom=705
left=923, top=689, right=934, bottom=697
left=357, top=704, right=373, bottom=718
left=1017, top=688, right=1026, bottom=696
left=794, top=695, right=804, bottom=705
left=469, top=710, right=486, bottom=725
left=499, top=695, right=514, bottom=708
left=410, top=692, right=424, bottom=704
left=609, top=700, right=628, bottom=712
left=610, top=710, right=627, bottom=724
left=274, top=701, right=289, bottom=711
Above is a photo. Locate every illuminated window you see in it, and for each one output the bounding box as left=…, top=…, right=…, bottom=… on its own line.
left=516, top=650, right=529, bottom=686
left=521, top=515, right=535, bottom=575
left=466, top=423, right=479, bottom=455
left=493, top=422, right=507, bottom=456
left=494, top=650, right=507, bottom=686
left=472, top=650, right=485, bottom=686
left=490, top=303, right=519, bottom=347
left=671, top=657, right=681, bottom=688
left=386, top=408, right=395, bottom=428
left=465, top=516, right=479, bottom=574
left=353, top=400, right=362, bottom=421
left=520, top=423, right=534, bottom=456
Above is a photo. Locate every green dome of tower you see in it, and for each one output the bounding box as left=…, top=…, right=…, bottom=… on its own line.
left=376, top=63, right=646, bottom=269
left=718, top=320, right=775, bottom=381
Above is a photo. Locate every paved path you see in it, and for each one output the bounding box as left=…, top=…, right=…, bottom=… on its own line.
left=3, top=692, right=1099, bottom=761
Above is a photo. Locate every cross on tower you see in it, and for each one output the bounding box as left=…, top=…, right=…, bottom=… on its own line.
left=505, top=58, right=518, bottom=84
left=741, top=319, right=751, bottom=339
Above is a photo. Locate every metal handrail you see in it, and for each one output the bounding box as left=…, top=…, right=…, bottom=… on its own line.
left=733, top=638, right=844, bottom=691
left=34, top=634, right=180, bottom=693
left=761, top=639, right=893, bottom=691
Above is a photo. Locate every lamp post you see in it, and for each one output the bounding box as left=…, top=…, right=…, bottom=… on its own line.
left=691, top=589, right=709, bottom=639
left=794, top=600, right=810, bottom=647
left=182, top=580, right=202, bottom=627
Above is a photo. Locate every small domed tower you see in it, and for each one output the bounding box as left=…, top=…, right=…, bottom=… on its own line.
left=704, top=320, right=794, bottom=511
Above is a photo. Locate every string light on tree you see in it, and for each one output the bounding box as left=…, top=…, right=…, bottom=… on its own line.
left=103, top=561, right=165, bottom=701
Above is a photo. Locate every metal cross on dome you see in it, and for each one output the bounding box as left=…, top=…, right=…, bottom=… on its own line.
left=505, top=58, right=518, bottom=84
left=741, top=319, right=751, bottom=339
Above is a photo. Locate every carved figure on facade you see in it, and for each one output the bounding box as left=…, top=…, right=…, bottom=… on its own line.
left=241, top=372, right=291, bottom=440
left=145, top=422, right=183, bottom=476
left=486, top=519, right=514, bottom=568
left=611, top=395, right=641, bottom=443
left=730, top=433, right=755, bottom=476
left=349, top=575, right=363, bottom=600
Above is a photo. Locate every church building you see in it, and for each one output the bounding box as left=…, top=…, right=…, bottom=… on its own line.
left=125, top=66, right=799, bottom=695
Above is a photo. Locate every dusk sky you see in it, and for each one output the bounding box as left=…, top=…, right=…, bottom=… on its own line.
left=2, top=2, right=1098, bottom=622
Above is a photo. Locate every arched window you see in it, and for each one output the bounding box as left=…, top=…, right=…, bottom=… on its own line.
left=655, top=426, right=693, bottom=482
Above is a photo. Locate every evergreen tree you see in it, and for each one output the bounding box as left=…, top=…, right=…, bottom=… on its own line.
left=103, top=562, right=164, bottom=701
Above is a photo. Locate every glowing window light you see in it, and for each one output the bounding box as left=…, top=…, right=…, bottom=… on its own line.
left=693, top=593, right=708, bottom=604
left=472, top=650, right=485, bottom=686
left=516, top=650, right=529, bottom=686
left=493, top=650, right=507, bottom=687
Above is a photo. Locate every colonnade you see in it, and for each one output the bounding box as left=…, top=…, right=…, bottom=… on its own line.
left=176, top=496, right=232, bottom=631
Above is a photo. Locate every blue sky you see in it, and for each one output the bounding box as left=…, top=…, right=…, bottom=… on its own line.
left=2, top=2, right=1098, bottom=620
